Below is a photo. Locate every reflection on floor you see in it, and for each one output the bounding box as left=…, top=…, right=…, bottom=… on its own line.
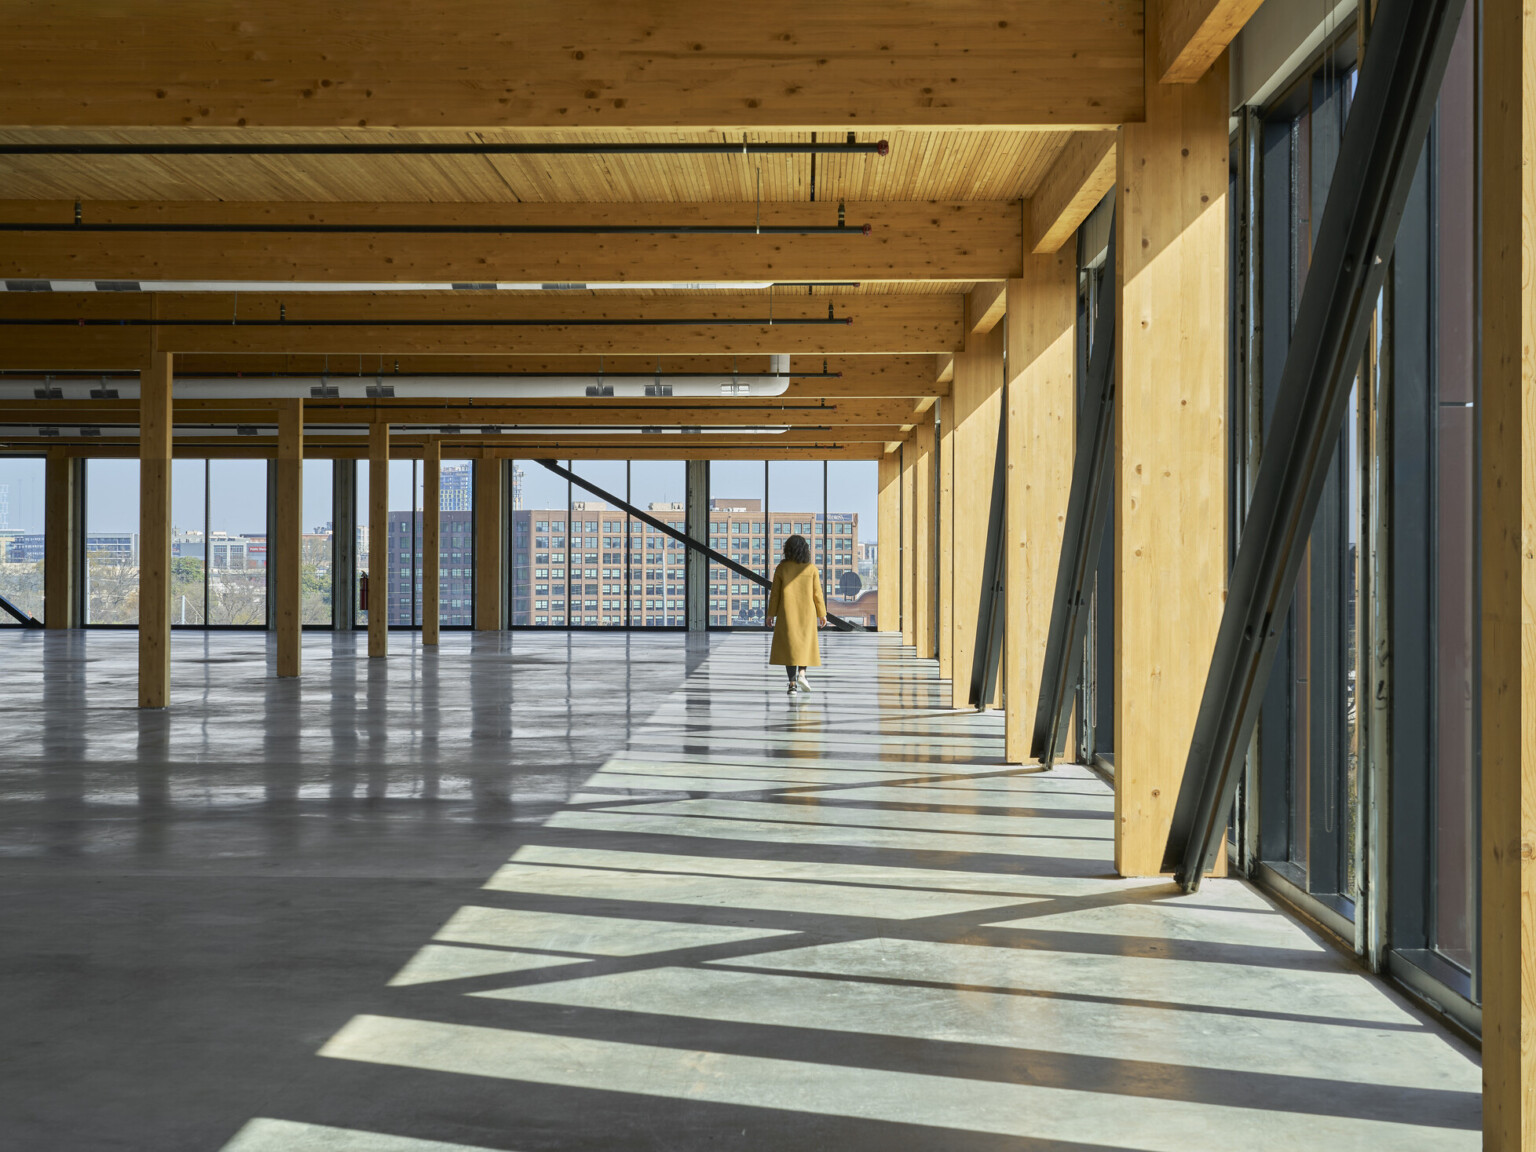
left=2, top=631, right=1481, bottom=1150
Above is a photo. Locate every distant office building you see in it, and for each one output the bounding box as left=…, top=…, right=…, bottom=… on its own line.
left=6, top=533, right=46, bottom=563
left=171, top=530, right=255, bottom=570
left=508, top=497, right=861, bottom=628
left=441, top=463, right=472, bottom=512
left=706, top=499, right=862, bottom=627
left=384, top=509, right=475, bottom=626
left=84, top=533, right=138, bottom=565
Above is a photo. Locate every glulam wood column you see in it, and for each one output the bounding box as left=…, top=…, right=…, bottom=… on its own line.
left=876, top=452, right=900, bottom=632
left=44, top=447, right=77, bottom=629
left=948, top=325, right=1006, bottom=710
left=1113, top=58, right=1229, bottom=875
left=138, top=351, right=173, bottom=707
left=368, top=423, right=389, bottom=658
left=473, top=456, right=503, bottom=630
left=422, top=439, right=441, bottom=646
left=900, top=444, right=916, bottom=646
left=1005, top=256, right=1076, bottom=764
left=912, top=416, right=936, bottom=658
left=1480, top=1, right=1535, bottom=1143
left=275, top=399, right=303, bottom=677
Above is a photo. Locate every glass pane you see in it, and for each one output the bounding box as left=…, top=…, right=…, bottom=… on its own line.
left=208, top=460, right=268, bottom=625
left=387, top=459, right=415, bottom=627
left=1430, top=4, right=1478, bottom=973
left=767, top=460, right=824, bottom=586
left=826, top=460, right=877, bottom=626
left=85, top=459, right=140, bottom=625
left=510, top=459, right=571, bottom=626
left=570, top=461, right=628, bottom=628
left=707, top=461, right=767, bottom=628
left=0, top=457, right=46, bottom=623
left=355, top=460, right=370, bottom=630
left=170, top=459, right=206, bottom=626
left=438, top=460, right=475, bottom=628
left=629, top=460, right=686, bottom=627
left=301, top=459, right=333, bottom=626
left=1255, top=57, right=1362, bottom=916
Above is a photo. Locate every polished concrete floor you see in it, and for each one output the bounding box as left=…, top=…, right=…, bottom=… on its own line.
left=0, top=631, right=1481, bottom=1150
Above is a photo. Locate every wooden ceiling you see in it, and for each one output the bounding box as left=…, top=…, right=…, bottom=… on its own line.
left=0, top=128, right=1078, bottom=205
left=0, top=0, right=1156, bottom=459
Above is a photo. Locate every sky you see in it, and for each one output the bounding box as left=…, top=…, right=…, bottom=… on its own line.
left=0, top=456, right=878, bottom=541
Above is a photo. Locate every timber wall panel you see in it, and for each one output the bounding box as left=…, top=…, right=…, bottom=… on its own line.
left=948, top=323, right=1006, bottom=710
left=1113, top=61, right=1229, bottom=876
left=1004, top=258, right=1076, bottom=763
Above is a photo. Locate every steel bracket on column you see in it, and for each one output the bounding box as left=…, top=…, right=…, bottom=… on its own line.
left=1030, top=216, right=1117, bottom=764
left=1163, top=0, right=1467, bottom=891
left=969, top=400, right=1009, bottom=709
left=534, top=459, right=865, bottom=632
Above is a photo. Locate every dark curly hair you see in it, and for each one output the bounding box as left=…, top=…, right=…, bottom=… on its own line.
left=783, top=534, right=811, bottom=564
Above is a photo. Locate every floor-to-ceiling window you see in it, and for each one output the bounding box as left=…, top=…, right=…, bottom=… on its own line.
left=208, top=460, right=269, bottom=625
left=629, top=461, right=686, bottom=628
left=356, top=457, right=476, bottom=631
left=1251, top=42, right=1363, bottom=925
left=1075, top=193, right=1114, bottom=764
left=570, top=461, right=628, bottom=627
left=0, top=456, right=46, bottom=623
left=301, top=459, right=334, bottom=626
left=510, top=460, right=571, bottom=627
left=707, top=462, right=768, bottom=627
left=83, top=459, right=140, bottom=625
left=1387, top=2, right=1480, bottom=1007
left=826, top=461, right=877, bottom=627
left=1230, top=5, right=1480, bottom=1027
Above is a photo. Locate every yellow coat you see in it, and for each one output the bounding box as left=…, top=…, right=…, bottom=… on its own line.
left=767, top=560, right=826, bottom=666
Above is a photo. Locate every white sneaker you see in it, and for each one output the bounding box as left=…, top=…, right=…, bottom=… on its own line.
left=787, top=681, right=799, bottom=693
left=795, top=673, right=812, bottom=693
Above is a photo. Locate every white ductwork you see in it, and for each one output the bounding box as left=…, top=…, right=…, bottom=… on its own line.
left=0, top=363, right=794, bottom=402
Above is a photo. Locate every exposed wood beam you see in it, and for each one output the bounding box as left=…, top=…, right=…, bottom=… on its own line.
left=0, top=2, right=1143, bottom=130
left=967, top=282, right=1008, bottom=335
left=1152, top=0, right=1262, bottom=84
left=935, top=354, right=955, bottom=384
left=0, top=293, right=961, bottom=363
left=0, top=200, right=1021, bottom=283
left=8, top=439, right=885, bottom=460
left=1028, top=131, right=1117, bottom=253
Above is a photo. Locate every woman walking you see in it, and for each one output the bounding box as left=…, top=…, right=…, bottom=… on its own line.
left=766, top=533, right=827, bottom=693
